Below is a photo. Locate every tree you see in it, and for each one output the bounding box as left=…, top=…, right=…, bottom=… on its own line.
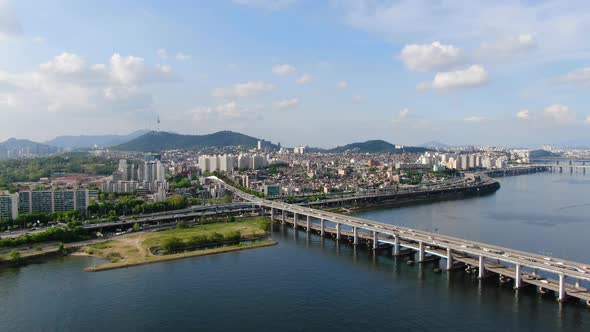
left=133, top=223, right=141, bottom=232
left=161, top=237, right=184, bottom=254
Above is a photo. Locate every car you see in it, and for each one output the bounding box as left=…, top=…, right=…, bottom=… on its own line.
left=543, top=257, right=552, bottom=261
left=540, top=280, right=549, bottom=284
left=460, top=244, right=468, bottom=248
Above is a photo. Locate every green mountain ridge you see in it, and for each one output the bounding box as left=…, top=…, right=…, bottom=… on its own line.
left=318, top=140, right=429, bottom=154
left=113, top=131, right=272, bottom=152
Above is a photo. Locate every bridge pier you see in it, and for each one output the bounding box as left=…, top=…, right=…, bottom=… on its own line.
left=320, top=219, right=325, bottom=237
left=558, top=274, right=566, bottom=302
left=335, top=223, right=341, bottom=240
left=270, top=208, right=275, bottom=221
left=306, top=215, right=311, bottom=232
left=418, top=242, right=425, bottom=262
left=514, top=264, right=522, bottom=289
left=393, top=236, right=400, bottom=255
left=478, top=256, right=485, bottom=279
left=293, top=213, right=298, bottom=229
left=575, top=279, right=581, bottom=288
left=281, top=210, right=285, bottom=224
left=372, top=231, right=378, bottom=250
left=353, top=226, right=359, bottom=245
left=446, top=248, right=453, bottom=270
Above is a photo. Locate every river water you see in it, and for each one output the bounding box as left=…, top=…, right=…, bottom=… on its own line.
left=0, top=172, right=589, bottom=331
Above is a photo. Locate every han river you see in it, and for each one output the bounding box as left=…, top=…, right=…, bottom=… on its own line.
left=1, top=171, right=589, bottom=331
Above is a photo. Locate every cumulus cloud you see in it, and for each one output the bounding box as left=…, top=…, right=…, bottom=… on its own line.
left=156, top=49, right=168, bottom=60
left=296, top=73, right=312, bottom=84
left=559, top=67, right=590, bottom=85
left=543, top=104, right=576, bottom=125
left=190, top=102, right=246, bottom=121
left=352, top=95, right=364, bottom=103
left=478, top=34, right=536, bottom=58
left=463, top=116, right=487, bottom=123
left=418, top=65, right=489, bottom=90
left=399, top=41, right=463, bottom=72
left=175, top=52, right=191, bottom=61
left=516, top=109, right=530, bottom=120
left=337, top=80, right=349, bottom=89
left=212, top=81, right=275, bottom=98
left=273, top=98, right=299, bottom=109
left=233, top=0, right=296, bottom=10
left=272, top=64, right=297, bottom=75
left=39, top=52, right=85, bottom=75
left=0, top=52, right=175, bottom=113
left=0, top=0, right=22, bottom=40
left=335, top=1, right=590, bottom=63
left=392, top=108, right=411, bottom=123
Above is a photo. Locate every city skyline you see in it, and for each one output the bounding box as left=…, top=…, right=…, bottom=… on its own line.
left=1, top=0, right=590, bottom=147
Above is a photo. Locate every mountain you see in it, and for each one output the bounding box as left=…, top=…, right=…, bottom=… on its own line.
left=113, top=131, right=272, bottom=152
left=45, top=130, right=149, bottom=149
left=529, top=149, right=561, bottom=159
left=0, top=138, right=60, bottom=160
left=419, top=140, right=449, bottom=149
left=314, top=140, right=429, bottom=154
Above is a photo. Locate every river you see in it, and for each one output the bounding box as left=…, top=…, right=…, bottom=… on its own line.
left=0, top=172, right=589, bottom=331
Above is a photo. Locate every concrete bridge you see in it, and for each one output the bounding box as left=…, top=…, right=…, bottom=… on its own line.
left=217, top=178, right=590, bottom=306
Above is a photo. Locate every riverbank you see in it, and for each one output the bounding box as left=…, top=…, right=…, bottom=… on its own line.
left=79, top=217, right=272, bottom=272
left=84, top=240, right=277, bottom=272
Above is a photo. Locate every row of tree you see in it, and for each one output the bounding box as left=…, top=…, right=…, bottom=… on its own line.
left=160, top=231, right=242, bottom=254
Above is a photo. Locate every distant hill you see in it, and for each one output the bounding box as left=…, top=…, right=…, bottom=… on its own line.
left=113, top=131, right=272, bottom=152
left=529, top=149, right=561, bottom=159
left=45, top=130, right=149, bottom=149
left=419, top=140, right=449, bottom=149
left=313, top=140, right=429, bottom=154
left=0, top=138, right=60, bottom=159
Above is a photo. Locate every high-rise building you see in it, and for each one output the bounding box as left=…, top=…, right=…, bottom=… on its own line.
left=17, top=190, right=96, bottom=215
left=0, top=192, right=18, bottom=219
left=219, top=155, right=235, bottom=172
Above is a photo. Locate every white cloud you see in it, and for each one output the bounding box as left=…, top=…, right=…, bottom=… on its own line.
left=0, top=0, right=22, bottom=40
left=393, top=108, right=411, bottom=123
left=296, top=73, right=312, bottom=84
left=543, top=104, right=576, bottom=125
left=352, top=95, right=364, bottom=103
left=335, top=1, right=590, bottom=62
left=418, top=65, right=489, bottom=90
left=273, top=98, right=299, bottom=109
left=479, top=34, right=536, bottom=58
left=272, top=64, right=297, bottom=75
left=175, top=52, right=191, bottom=61
left=0, top=93, right=16, bottom=107
left=399, top=41, right=463, bottom=72
left=337, top=80, right=349, bottom=89
left=516, top=109, right=530, bottom=120
left=157, top=49, right=168, bottom=60
left=190, top=102, right=246, bottom=121
left=212, top=81, right=275, bottom=98
left=233, top=0, right=296, bottom=10
left=463, top=116, right=487, bottom=123
left=0, top=52, right=175, bottom=113
left=39, top=53, right=85, bottom=75
left=392, top=108, right=431, bottom=128
left=585, top=116, right=590, bottom=125
left=559, top=67, right=590, bottom=85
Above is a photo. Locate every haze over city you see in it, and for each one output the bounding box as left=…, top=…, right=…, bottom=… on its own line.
left=1, top=0, right=590, bottom=147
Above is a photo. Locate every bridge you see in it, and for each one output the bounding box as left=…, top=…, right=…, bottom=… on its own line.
left=215, top=177, right=590, bottom=306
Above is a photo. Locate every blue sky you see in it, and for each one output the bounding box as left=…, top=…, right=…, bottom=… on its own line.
left=1, top=0, right=589, bottom=147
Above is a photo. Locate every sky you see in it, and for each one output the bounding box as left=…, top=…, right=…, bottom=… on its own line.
left=0, top=0, right=589, bottom=148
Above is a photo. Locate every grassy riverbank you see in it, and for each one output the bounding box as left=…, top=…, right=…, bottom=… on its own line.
left=80, top=217, right=273, bottom=272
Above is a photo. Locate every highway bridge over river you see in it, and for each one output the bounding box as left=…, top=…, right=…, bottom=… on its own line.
left=215, top=177, right=590, bottom=306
